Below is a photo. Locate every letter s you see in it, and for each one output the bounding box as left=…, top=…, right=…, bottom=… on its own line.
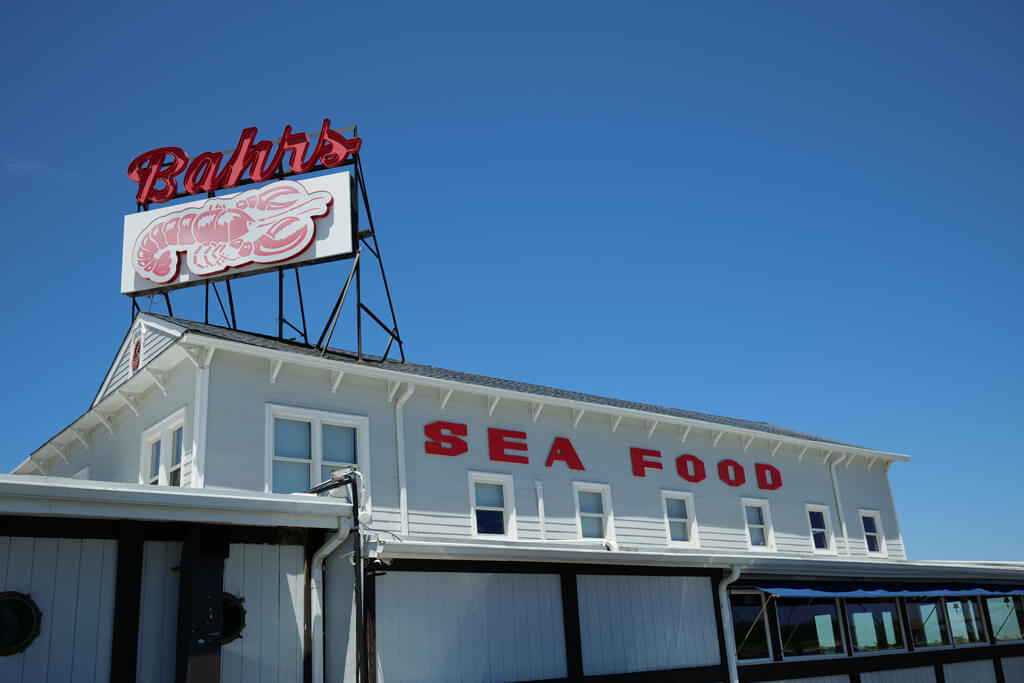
left=424, top=421, right=468, bottom=457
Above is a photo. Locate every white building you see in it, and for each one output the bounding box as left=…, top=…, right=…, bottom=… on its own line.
left=2, top=311, right=1023, bottom=683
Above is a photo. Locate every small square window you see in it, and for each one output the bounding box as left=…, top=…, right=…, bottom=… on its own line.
left=468, top=473, right=516, bottom=538
left=742, top=499, right=773, bottom=551
left=574, top=482, right=614, bottom=541
left=662, top=491, right=698, bottom=547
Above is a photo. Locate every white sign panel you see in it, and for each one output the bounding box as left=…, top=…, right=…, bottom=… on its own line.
left=121, top=171, right=355, bottom=295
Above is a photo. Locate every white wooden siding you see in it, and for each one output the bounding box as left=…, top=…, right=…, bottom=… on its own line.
left=862, top=666, right=937, bottom=683
left=761, top=676, right=849, bottom=683
left=943, top=660, right=997, bottom=683
left=98, top=323, right=180, bottom=404
left=375, top=571, right=567, bottom=683
left=325, top=536, right=357, bottom=683
left=0, top=536, right=117, bottom=683
left=221, top=543, right=305, bottom=683
left=136, top=540, right=183, bottom=683
left=576, top=574, right=718, bottom=675
left=1001, top=656, right=1024, bottom=682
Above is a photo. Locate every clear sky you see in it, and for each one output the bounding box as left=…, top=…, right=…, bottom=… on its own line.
left=1, top=1, right=1020, bottom=561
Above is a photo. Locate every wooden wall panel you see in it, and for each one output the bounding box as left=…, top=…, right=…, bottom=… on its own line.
left=943, top=659, right=997, bottom=683
left=862, top=666, right=937, bottom=683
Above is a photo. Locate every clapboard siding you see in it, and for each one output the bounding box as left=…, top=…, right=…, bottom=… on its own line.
left=0, top=536, right=117, bottom=683
left=576, top=574, right=718, bottom=675
left=98, top=323, right=180, bottom=403
left=221, top=543, right=305, bottom=683
left=943, top=659, right=997, bottom=683
left=1001, top=656, right=1024, bottom=682
left=136, top=540, right=183, bottom=683
left=862, top=666, right=937, bottom=683
left=45, top=361, right=195, bottom=485
left=375, top=571, right=567, bottom=683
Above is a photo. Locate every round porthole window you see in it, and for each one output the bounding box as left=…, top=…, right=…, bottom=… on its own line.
left=222, top=593, right=246, bottom=644
left=0, top=592, right=42, bottom=656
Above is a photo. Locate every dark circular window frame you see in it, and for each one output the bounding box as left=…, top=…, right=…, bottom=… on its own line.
left=222, top=592, right=246, bottom=645
left=0, top=591, right=42, bottom=657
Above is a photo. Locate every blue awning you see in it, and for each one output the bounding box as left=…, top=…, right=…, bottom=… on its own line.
left=740, top=581, right=1024, bottom=599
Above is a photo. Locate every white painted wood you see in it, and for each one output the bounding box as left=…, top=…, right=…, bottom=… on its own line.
left=863, top=666, right=936, bottom=683
left=0, top=536, right=117, bottom=683
left=375, top=571, right=567, bottom=683
left=136, top=541, right=182, bottom=683
left=1001, top=656, right=1024, bottom=683
left=576, top=574, right=718, bottom=675
left=943, top=660, right=997, bottom=683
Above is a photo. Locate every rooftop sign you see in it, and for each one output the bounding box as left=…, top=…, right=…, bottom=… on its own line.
left=126, top=119, right=361, bottom=205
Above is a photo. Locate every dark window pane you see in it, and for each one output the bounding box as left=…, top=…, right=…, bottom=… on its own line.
left=665, top=498, right=687, bottom=519
left=866, top=535, right=880, bottom=553
left=172, top=427, right=183, bottom=466
left=475, top=509, right=505, bottom=535
left=812, top=531, right=828, bottom=549
left=906, top=598, right=948, bottom=648
left=777, top=598, right=843, bottom=657
left=808, top=510, right=825, bottom=529
left=846, top=599, right=905, bottom=651
left=168, top=469, right=180, bottom=487
left=150, top=441, right=161, bottom=479
left=731, top=593, right=771, bottom=660
left=862, top=516, right=877, bottom=534
left=745, top=506, right=764, bottom=526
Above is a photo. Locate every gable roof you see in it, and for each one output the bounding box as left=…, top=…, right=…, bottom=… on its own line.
left=147, top=313, right=872, bottom=451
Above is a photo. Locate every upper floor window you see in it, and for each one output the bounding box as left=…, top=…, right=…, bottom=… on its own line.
left=805, top=504, right=835, bottom=554
left=661, top=490, right=698, bottom=547
left=265, top=404, right=369, bottom=496
left=573, top=482, right=614, bottom=540
left=741, top=498, right=774, bottom=551
left=140, top=409, right=186, bottom=487
left=859, top=510, right=886, bottom=556
left=468, top=472, right=516, bottom=538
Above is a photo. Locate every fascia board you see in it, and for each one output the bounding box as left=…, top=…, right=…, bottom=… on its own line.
left=184, top=333, right=912, bottom=464
left=0, top=475, right=350, bottom=529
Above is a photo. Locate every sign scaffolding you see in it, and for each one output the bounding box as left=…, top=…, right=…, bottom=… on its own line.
left=123, top=120, right=404, bottom=362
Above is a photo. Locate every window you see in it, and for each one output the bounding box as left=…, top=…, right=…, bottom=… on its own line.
left=662, top=491, right=698, bottom=547
left=730, top=591, right=772, bottom=661
left=777, top=598, right=844, bottom=657
left=573, top=482, right=613, bottom=540
left=741, top=498, right=774, bottom=551
left=946, top=597, right=987, bottom=645
left=221, top=593, right=247, bottom=645
left=468, top=472, right=516, bottom=538
left=859, top=510, right=886, bottom=556
left=140, top=409, right=186, bottom=487
left=906, top=598, right=949, bottom=648
left=265, top=405, right=369, bottom=498
left=845, top=599, right=905, bottom=652
left=986, top=595, right=1024, bottom=641
left=805, top=504, right=835, bottom=554
left=0, top=592, right=42, bottom=656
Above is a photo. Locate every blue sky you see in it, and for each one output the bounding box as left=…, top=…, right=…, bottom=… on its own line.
left=1, top=1, right=1021, bottom=560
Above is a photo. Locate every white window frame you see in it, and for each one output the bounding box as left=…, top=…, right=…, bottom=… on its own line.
left=661, top=490, right=699, bottom=548
left=858, top=509, right=887, bottom=557
left=572, top=481, right=615, bottom=541
left=741, top=497, right=775, bottom=552
left=805, top=503, right=837, bottom=555
left=139, top=407, right=186, bottom=486
left=264, top=404, right=371, bottom=510
left=72, top=466, right=90, bottom=480
left=468, top=471, right=517, bottom=539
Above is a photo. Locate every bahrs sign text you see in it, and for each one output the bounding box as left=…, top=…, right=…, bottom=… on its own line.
left=126, top=118, right=361, bottom=205
left=425, top=421, right=783, bottom=490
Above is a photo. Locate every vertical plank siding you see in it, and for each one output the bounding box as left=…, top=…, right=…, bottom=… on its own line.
left=943, top=660, right=998, bottom=683
left=1001, top=656, right=1024, bottom=682
left=0, top=536, right=117, bottom=683
left=375, top=571, right=567, bottom=683
left=862, top=666, right=938, bottom=683
left=221, top=543, right=305, bottom=683
left=135, top=540, right=183, bottom=683
left=760, top=677, right=850, bottom=683
left=575, top=574, right=719, bottom=676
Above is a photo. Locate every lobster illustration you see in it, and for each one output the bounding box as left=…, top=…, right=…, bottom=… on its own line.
left=132, top=180, right=333, bottom=284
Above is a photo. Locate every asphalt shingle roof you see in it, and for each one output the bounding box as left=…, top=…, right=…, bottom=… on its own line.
left=150, top=314, right=868, bottom=450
